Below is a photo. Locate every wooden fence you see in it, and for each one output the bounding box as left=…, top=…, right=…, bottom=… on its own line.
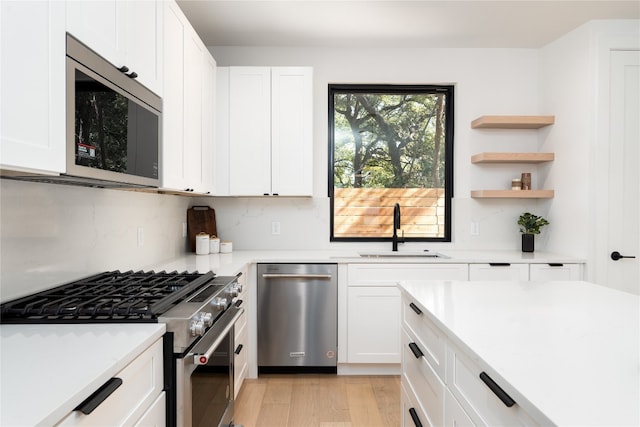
left=333, top=187, right=445, bottom=238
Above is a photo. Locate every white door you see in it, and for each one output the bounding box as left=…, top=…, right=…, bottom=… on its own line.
left=605, top=50, right=640, bottom=295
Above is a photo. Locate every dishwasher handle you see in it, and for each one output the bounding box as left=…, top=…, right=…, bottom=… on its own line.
left=261, top=273, right=333, bottom=279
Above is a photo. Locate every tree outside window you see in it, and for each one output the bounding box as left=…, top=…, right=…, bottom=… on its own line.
left=329, top=84, right=454, bottom=242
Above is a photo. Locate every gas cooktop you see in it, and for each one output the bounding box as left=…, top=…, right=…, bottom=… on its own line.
left=0, top=270, right=218, bottom=323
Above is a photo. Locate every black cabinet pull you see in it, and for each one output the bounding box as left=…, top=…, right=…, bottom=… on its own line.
left=126, top=71, right=138, bottom=79
left=235, top=299, right=243, bottom=307
left=408, top=342, right=423, bottom=359
left=118, top=65, right=129, bottom=73
left=234, top=344, right=244, bottom=355
left=74, top=377, right=123, bottom=415
left=409, top=302, right=422, bottom=315
left=408, top=407, right=423, bottom=427
left=489, top=263, right=511, bottom=267
left=548, top=263, right=564, bottom=267
left=479, top=372, right=516, bottom=407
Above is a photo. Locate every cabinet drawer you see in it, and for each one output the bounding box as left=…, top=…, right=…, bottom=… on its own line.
left=348, top=263, right=468, bottom=286
left=444, top=388, right=475, bottom=427
left=234, top=321, right=249, bottom=398
left=402, top=297, right=446, bottom=380
left=401, top=381, right=430, bottom=427
left=402, top=328, right=445, bottom=427
left=234, top=307, right=247, bottom=340
left=446, top=346, right=538, bottom=427
left=133, top=392, right=165, bottom=427
left=58, top=338, right=164, bottom=426
left=529, top=263, right=581, bottom=281
left=469, top=264, right=529, bottom=281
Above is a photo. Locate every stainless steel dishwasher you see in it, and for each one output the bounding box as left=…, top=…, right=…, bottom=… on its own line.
left=257, top=263, right=338, bottom=373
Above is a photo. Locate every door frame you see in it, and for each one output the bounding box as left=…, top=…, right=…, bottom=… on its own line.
left=590, top=28, right=640, bottom=287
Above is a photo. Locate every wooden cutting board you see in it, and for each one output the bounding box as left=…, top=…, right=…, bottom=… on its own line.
left=187, top=206, right=218, bottom=252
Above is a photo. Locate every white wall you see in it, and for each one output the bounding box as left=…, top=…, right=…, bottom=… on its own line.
left=206, top=46, right=552, bottom=251
left=0, top=179, right=193, bottom=301
left=539, top=20, right=640, bottom=282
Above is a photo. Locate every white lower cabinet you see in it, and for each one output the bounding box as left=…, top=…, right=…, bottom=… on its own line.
left=529, top=263, right=582, bottom=281
left=470, top=263, right=582, bottom=281
left=233, top=267, right=249, bottom=398
left=446, top=345, right=538, bottom=426
left=57, top=338, right=165, bottom=426
left=469, top=263, right=529, bottom=281
left=401, top=292, right=540, bottom=427
left=346, top=264, right=467, bottom=364
left=133, top=392, right=165, bottom=427
left=444, top=389, right=475, bottom=427
left=401, top=328, right=445, bottom=426
left=401, top=381, right=430, bottom=427
left=348, top=286, right=401, bottom=363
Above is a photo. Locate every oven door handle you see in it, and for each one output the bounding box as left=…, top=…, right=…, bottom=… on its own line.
left=188, top=305, right=244, bottom=365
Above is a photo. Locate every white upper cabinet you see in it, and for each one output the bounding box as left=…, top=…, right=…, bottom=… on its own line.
left=271, top=67, right=314, bottom=196
left=162, top=0, right=216, bottom=194
left=229, top=67, right=272, bottom=196
left=216, top=66, right=313, bottom=196
left=0, top=0, right=66, bottom=174
left=66, top=0, right=163, bottom=96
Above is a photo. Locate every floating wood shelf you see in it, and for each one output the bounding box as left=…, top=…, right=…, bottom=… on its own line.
left=471, top=152, right=555, bottom=164
left=471, top=190, right=555, bottom=199
left=471, top=115, right=555, bottom=129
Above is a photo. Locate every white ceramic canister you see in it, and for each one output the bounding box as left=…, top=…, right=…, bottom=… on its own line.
left=209, top=236, right=220, bottom=254
left=195, top=232, right=210, bottom=255
left=220, top=241, right=233, bottom=253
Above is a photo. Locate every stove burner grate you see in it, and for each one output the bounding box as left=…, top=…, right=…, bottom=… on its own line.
left=0, top=270, right=215, bottom=323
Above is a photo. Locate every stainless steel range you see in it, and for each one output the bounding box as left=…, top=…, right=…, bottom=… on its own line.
left=0, top=270, right=244, bottom=427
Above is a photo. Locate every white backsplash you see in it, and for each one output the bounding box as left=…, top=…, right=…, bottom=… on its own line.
left=0, top=179, right=192, bottom=301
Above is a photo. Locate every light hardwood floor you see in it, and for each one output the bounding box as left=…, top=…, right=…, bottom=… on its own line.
left=234, top=375, right=401, bottom=427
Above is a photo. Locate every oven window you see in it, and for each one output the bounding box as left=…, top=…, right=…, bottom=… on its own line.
left=74, top=70, right=158, bottom=179
left=191, top=333, right=233, bottom=427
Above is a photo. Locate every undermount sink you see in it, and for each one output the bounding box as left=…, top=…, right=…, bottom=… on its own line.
left=358, top=251, right=450, bottom=259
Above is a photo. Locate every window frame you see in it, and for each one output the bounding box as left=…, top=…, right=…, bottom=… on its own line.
left=328, top=83, right=454, bottom=243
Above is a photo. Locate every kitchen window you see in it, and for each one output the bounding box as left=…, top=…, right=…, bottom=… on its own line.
left=329, top=84, right=454, bottom=242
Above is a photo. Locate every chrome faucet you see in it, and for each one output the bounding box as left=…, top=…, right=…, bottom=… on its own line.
left=392, top=203, right=404, bottom=251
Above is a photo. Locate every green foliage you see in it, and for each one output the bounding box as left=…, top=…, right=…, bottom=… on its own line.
left=518, top=212, right=550, bottom=234
left=75, top=85, right=128, bottom=172
left=332, top=91, right=447, bottom=189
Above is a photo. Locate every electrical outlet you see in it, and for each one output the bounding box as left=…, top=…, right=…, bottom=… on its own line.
left=137, top=227, right=144, bottom=246
left=470, top=221, right=480, bottom=236
left=271, top=221, right=281, bottom=235
left=182, top=222, right=187, bottom=238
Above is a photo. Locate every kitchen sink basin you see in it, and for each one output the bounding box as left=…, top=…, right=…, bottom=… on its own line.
left=358, top=251, right=450, bottom=259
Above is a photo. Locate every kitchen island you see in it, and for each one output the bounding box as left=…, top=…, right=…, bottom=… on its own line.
left=398, top=280, right=639, bottom=426
left=0, top=323, right=165, bottom=426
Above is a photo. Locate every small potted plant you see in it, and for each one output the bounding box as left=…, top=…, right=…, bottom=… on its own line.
left=518, top=212, right=549, bottom=252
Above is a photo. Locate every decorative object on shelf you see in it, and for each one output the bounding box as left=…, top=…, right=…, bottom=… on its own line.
left=518, top=212, right=549, bottom=252
left=520, top=172, right=532, bottom=190
left=511, top=178, right=522, bottom=190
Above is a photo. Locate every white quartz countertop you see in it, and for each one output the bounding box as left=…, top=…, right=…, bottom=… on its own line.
left=0, top=323, right=165, bottom=426
left=398, top=280, right=640, bottom=426
left=147, top=249, right=585, bottom=276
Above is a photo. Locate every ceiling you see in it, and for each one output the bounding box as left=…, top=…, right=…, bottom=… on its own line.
left=176, top=0, right=639, bottom=48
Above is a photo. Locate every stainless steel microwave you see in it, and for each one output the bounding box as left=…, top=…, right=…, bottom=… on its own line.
left=65, top=34, right=161, bottom=188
